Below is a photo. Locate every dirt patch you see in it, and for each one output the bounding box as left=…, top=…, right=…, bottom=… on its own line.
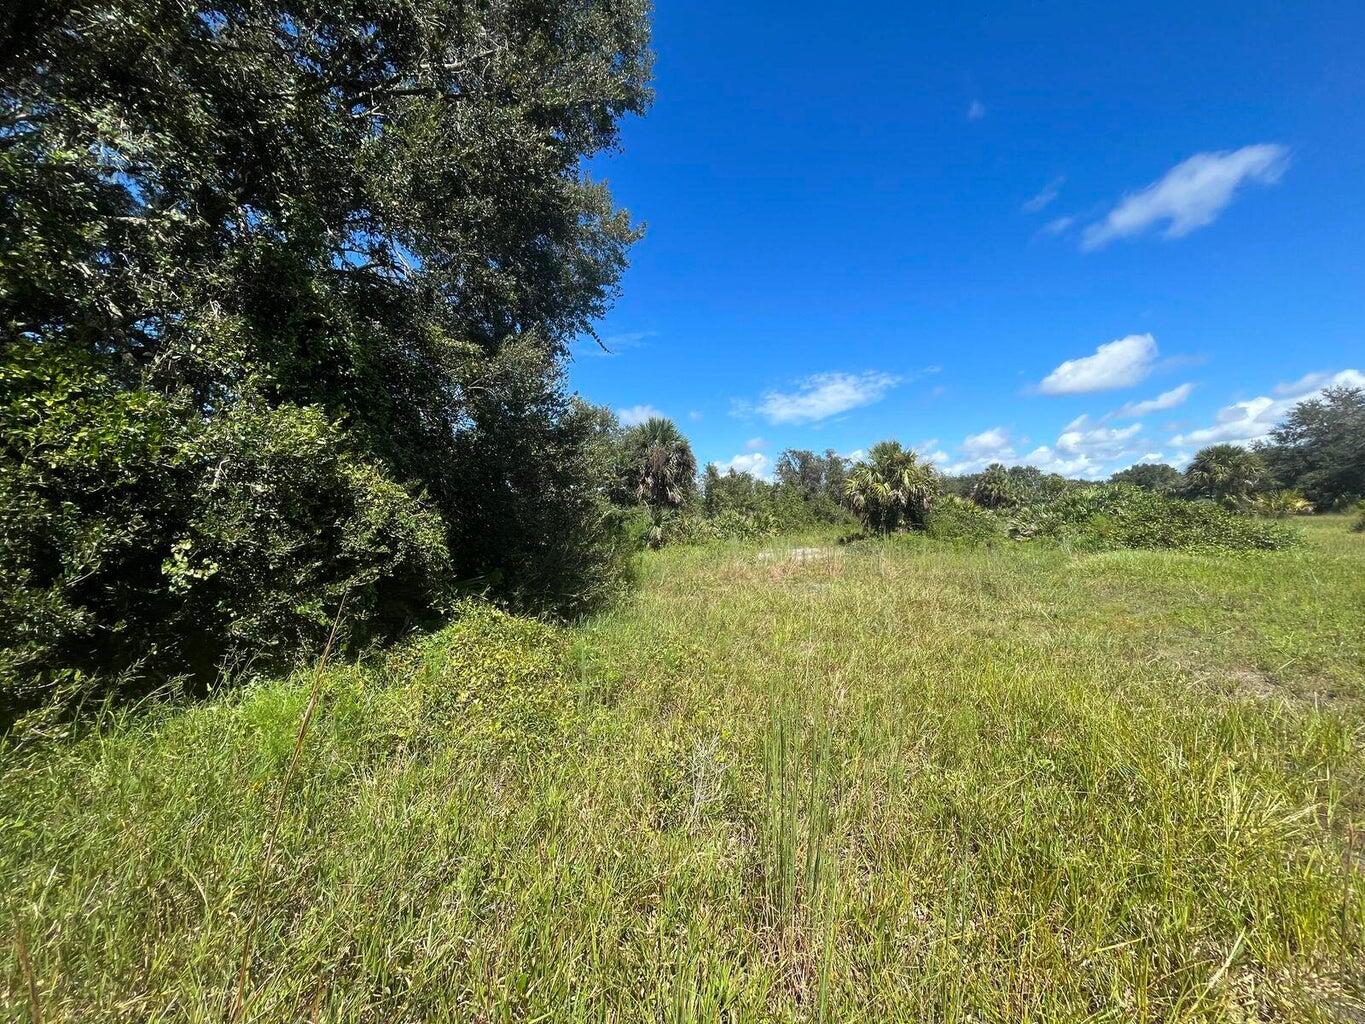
left=756, top=547, right=833, bottom=563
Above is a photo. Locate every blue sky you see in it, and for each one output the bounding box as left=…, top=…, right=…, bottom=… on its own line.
left=570, top=1, right=1364, bottom=479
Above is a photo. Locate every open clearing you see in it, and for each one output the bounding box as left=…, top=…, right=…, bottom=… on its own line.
left=4, top=518, right=1364, bottom=1022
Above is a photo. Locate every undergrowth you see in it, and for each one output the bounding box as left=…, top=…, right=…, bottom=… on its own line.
left=3, top=523, right=1363, bottom=1021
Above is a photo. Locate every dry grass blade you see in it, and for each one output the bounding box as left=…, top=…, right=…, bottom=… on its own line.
left=14, top=922, right=42, bottom=1024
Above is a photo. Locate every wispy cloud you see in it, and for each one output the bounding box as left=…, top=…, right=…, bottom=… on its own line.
left=746, top=371, right=902, bottom=425
left=1111, top=382, right=1194, bottom=419
left=1039, top=334, right=1158, bottom=395
left=1082, top=144, right=1290, bottom=250
left=967, top=100, right=987, bottom=121
left=617, top=403, right=665, bottom=427
left=744, top=437, right=766, bottom=450
left=1023, top=176, right=1065, bottom=213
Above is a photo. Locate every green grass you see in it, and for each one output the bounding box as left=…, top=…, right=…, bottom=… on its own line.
left=4, top=519, right=1364, bottom=1021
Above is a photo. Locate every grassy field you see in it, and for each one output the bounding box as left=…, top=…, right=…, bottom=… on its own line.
left=3, top=517, right=1364, bottom=1022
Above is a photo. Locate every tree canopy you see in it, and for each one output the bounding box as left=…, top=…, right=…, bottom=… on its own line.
left=1, top=0, right=652, bottom=700
left=1110, top=463, right=1182, bottom=493
left=1261, top=386, right=1365, bottom=509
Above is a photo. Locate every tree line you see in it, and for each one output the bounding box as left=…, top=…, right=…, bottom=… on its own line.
left=607, top=383, right=1364, bottom=545
left=1109, top=385, right=1363, bottom=513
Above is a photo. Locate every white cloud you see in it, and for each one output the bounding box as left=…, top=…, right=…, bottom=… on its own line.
left=1039, top=334, right=1158, bottom=394
left=1171, top=368, right=1363, bottom=447
left=618, top=404, right=664, bottom=427
left=1273, top=371, right=1334, bottom=396
left=937, top=428, right=1018, bottom=474
left=1063, top=413, right=1091, bottom=431
left=961, top=427, right=1013, bottom=457
left=1019, top=445, right=1109, bottom=480
left=947, top=418, right=1153, bottom=480
left=752, top=371, right=901, bottom=425
left=1023, top=176, right=1065, bottom=213
left=744, top=437, right=766, bottom=450
left=967, top=100, right=986, bottom=121
left=1112, top=382, right=1194, bottom=419
left=1056, top=421, right=1143, bottom=458
left=845, top=448, right=866, bottom=463
left=717, top=452, right=772, bottom=480
left=1082, top=144, right=1290, bottom=250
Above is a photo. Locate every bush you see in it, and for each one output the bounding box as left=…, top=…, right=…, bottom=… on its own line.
left=0, top=372, right=454, bottom=709
left=1249, top=490, right=1313, bottom=518
left=926, top=495, right=1006, bottom=545
left=1013, top=484, right=1298, bottom=554
left=1353, top=501, right=1365, bottom=533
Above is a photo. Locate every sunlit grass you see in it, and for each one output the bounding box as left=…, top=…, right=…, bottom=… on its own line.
left=4, top=521, right=1363, bottom=1021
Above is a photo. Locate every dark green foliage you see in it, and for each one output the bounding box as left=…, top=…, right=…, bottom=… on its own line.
left=1015, top=484, right=1297, bottom=553
left=1, top=0, right=651, bottom=700
left=949, top=464, right=1079, bottom=507
left=846, top=441, right=939, bottom=534
left=1110, top=462, right=1183, bottom=493
left=1181, top=445, right=1269, bottom=509
left=1261, top=386, right=1365, bottom=510
left=0, top=344, right=451, bottom=701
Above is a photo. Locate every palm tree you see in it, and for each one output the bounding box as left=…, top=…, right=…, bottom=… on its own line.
left=1182, top=444, right=1267, bottom=509
left=845, top=441, right=939, bottom=533
left=619, top=417, right=698, bottom=514
left=970, top=463, right=1015, bottom=509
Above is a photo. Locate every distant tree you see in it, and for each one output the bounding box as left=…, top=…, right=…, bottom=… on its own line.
left=774, top=447, right=849, bottom=518
left=703, top=463, right=766, bottom=516
left=970, top=463, right=1015, bottom=509
left=1182, top=445, right=1268, bottom=508
left=1260, top=386, right=1365, bottom=509
left=845, top=442, right=939, bottom=533
left=619, top=419, right=697, bottom=514
left=1110, top=463, right=1182, bottom=493
left=775, top=449, right=825, bottom=500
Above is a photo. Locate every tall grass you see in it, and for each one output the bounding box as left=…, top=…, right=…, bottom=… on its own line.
left=3, top=524, right=1364, bottom=1021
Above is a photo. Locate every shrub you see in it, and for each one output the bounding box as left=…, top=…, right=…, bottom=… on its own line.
left=1353, top=501, right=1365, bottom=533
left=1110, top=462, right=1182, bottom=493
left=1014, top=484, right=1298, bottom=553
left=0, top=381, right=453, bottom=709
left=926, top=495, right=1006, bottom=545
left=1249, top=490, right=1313, bottom=518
